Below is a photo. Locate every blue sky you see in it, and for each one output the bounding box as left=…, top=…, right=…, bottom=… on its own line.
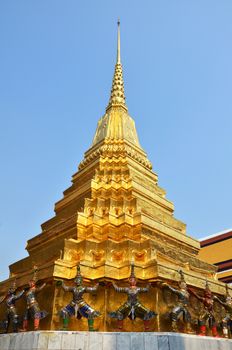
left=0, top=1, right=232, bottom=280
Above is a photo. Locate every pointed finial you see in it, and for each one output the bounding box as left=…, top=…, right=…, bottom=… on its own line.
left=9, top=278, right=17, bottom=293
left=77, top=264, right=81, bottom=276
left=106, top=20, right=127, bottom=111
left=117, top=19, right=121, bottom=64
left=205, top=279, right=210, bottom=292
left=130, top=260, right=135, bottom=279
left=12, top=278, right=17, bottom=290
left=178, top=269, right=187, bottom=289
left=178, top=269, right=185, bottom=282
left=74, top=263, right=83, bottom=284
left=33, top=266, right=38, bottom=282
left=32, top=265, right=38, bottom=283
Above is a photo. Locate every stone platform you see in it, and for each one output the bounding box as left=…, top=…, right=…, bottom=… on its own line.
left=0, top=331, right=232, bottom=350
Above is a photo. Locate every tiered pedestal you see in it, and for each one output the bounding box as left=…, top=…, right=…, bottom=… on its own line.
left=0, top=331, right=232, bottom=350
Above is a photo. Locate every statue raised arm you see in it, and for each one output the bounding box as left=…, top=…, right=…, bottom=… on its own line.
left=0, top=280, right=24, bottom=333
left=59, top=264, right=100, bottom=331
left=190, top=280, right=218, bottom=337
left=214, top=285, right=232, bottom=338
left=109, top=262, right=156, bottom=331
left=22, top=267, right=48, bottom=332
left=161, top=270, right=192, bottom=333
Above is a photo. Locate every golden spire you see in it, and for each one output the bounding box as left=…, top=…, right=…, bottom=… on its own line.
left=91, top=19, right=143, bottom=149
left=106, top=19, right=127, bottom=111
left=117, top=18, right=121, bottom=64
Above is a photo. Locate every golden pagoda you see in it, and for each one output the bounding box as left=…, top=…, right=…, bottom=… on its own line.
left=0, top=21, right=226, bottom=332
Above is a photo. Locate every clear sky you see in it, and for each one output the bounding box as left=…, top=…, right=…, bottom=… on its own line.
left=0, top=1, right=232, bottom=281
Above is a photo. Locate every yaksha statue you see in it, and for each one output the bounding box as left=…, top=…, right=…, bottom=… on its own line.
left=109, top=262, right=156, bottom=331
left=214, top=284, right=232, bottom=338
left=60, top=265, right=100, bottom=331
left=189, top=280, right=219, bottom=337
left=162, top=270, right=192, bottom=333
left=22, top=267, right=47, bottom=331
left=0, top=280, right=24, bottom=333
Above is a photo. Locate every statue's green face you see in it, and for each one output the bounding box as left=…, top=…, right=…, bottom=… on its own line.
left=75, top=276, right=83, bottom=286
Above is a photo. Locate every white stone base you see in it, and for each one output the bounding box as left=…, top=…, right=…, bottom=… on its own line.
left=0, top=331, right=232, bottom=350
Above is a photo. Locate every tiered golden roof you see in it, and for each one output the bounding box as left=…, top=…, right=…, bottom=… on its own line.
left=0, top=21, right=226, bottom=332
left=5, top=21, right=220, bottom=286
